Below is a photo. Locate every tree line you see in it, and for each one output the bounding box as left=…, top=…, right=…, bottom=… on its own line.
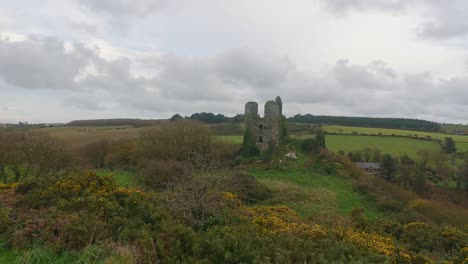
left=288, top=114, right=441, bottom=131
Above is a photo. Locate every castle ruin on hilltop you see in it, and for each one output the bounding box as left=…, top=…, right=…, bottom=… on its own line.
left=244, top=96, right=284, bottom=153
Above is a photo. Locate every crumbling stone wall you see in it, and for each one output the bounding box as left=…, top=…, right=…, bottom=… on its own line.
left=243, top=97, right=283, bottom=154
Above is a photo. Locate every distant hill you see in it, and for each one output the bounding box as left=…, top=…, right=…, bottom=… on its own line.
left=68, top=114, right=443, bottom=132
left=287, top=114, right=441, bottom=131
left=67, top=119, right=166, bottom=127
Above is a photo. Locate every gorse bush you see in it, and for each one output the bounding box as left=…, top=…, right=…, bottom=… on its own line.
left=138, top=159, right=189, bottom=190
left=2, top=170, right=467, bottom=263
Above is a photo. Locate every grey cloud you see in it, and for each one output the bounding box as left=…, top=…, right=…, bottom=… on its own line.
left=0, top=36, right=96, bottom=89
left=68, top=21, right=98, bottom=34
left=418, top=1, right=468, bottom=40
left=324, top=0, right=468, bottom=40
left=77, top=0, right=166, bottom=17
left=215, top=49, right=293, bottom=88
left=1, top=34, right=468, bottom=123
left=323, top=0, right=409, bottom=14
left=333, top=60, right=399, bottom=91
left=151, top=49, right=292, bottom=102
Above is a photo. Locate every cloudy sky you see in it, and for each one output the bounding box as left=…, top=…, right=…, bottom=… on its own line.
left=1, top=0, right=468, bottom=124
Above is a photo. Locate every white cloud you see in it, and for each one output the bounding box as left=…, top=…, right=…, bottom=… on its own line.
left=0, top=1, right=468, bottom=124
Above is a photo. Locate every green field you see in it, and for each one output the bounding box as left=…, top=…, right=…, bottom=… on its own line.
left=248, top=169, right=381, bottom=219
left=94, top=168, right=138, bottom=187
left=441, top=124, right=468, bottom=134
left=216, top=135, right=243, bottom=144
left=323, top=125, right=468, bottom=153
left=323, top=125, right=468, bottom=143
left=217, top=134, right=441, bottom=158
left=326, top=135, right=440, bottom=158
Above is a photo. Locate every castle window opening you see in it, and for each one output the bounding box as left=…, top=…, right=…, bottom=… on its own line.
left=259, top=124, right=263, bottom=129
left=259, top=136, right=263, bottom=142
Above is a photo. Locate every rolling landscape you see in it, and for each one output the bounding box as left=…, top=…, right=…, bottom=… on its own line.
left=1, top=1, right=468, bottom=264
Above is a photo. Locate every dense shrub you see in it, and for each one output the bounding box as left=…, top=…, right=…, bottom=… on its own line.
left=138, top=159, right=189, bottom=190
left=139, top=120, right=214, bottom=162
left=223, top=173, right=271, bottom=203
left=84, top=139, right=110, bottom=168
left=2, top=155, right=467, bottom=263
left=105, top=139, right=138, bottom=169
left=300, top=138, right=321, bottom=154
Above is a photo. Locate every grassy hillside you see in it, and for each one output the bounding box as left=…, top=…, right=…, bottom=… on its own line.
left=248, top=169, right=382, bottom=219
left=325, top=135, right=441, bottom=158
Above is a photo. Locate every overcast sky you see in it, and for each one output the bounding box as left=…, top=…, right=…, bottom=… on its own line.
left=1, top=0, right=468, bottom=124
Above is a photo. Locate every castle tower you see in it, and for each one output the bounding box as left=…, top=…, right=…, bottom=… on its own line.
left=243, top=97, right=283, bottom=153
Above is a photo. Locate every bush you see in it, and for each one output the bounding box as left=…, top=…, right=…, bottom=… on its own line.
left=0, top=206, right=9, bottom=232
left=353, top=183, right=368, bottom=194
left=138, top=160, right=189, bottom=190
left=84, top=139, right=110, bottom=168
left=401, top=222, right=439, bottom=252
left=300, top=138, right=321, bottom=154
left=106, top=139, right=138, bottom=169
left=223, top=173, right=271, bottom=203
left=139, top=120, right=215, bottom=162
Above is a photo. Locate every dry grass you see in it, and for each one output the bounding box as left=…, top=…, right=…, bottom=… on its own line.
left=36, top=126, right=143, bottom=151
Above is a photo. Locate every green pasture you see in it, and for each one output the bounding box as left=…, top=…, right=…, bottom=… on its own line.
left=323, top=125, right=468, bottom=144
left=216, top=135, right=243, bottom=144
left=441, top=124, right=468, bottom=133
left=94, top=168, right=138, bottom=187
left=325, top=135, right=440, bottom=158
left=248, top=169, right=381, bottom=219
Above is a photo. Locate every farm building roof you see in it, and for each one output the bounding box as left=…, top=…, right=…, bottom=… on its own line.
left=355, top=162, right=381, bottom=170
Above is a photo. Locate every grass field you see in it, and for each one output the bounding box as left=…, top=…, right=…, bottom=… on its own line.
left=216, top=135, right=243, bottom=144
left=248, top=169, right=381, bottom=219
left=323, top=125, right=468, bottom=153
left=441, top=124, right=468, bottom=133
left=22, top=123, right=468, bottom=156
left=94, top=168, right=138, bottom=187
left=325, top=135, right=440, bottom=158
left=38, top=126, right=142, bottom=150
left=323, top=125, right=468, bottom=143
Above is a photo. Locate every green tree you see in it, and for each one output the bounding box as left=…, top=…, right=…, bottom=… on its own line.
left=315, top=129, right=326, bottom=148
left=463, top=162, right=468, bottom=194
left=443, top=137, right=457, bottom=154
left=170, top=114, right=183, bottom=121
left=380, top=154, right=396, bottom=182
left=413, top=165, right=427, bottom=194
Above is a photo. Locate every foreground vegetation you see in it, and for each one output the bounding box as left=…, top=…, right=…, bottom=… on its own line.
left=0, top=121, right=467, bottom=263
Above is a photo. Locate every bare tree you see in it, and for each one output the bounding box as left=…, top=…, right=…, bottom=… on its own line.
left=0, top=130, right=70, bottom=182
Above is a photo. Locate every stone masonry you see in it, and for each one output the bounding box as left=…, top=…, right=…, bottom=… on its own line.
left=244, top=96, right=283, bottom=153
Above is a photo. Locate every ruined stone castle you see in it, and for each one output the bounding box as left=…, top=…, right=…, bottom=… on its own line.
left=244, top=96, right=283, bottom=153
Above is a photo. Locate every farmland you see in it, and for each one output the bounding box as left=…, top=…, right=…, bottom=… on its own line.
left=21, top=123, right=468, bottom=156
left=322, top=125, right=468, bottom=153
left=38, top=126, right=142, bottom=150
left=322, top=125, right=468, bottom=142
left=325, top=135, right=440, bottom=158
left=217, top=133, right=443, bottom=158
